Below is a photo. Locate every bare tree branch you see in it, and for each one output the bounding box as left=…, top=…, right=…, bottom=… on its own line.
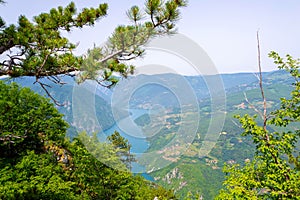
left=99, top=50, right=123, bottom=63
left=0, top=67, right=78, bottom=77
left=257, top=31, right=267, bottom=132
left=256, top=31, right=288, bottom=180
left=243, top=91, right=263, bottom=119
left=36, top=79, right=65, bottom=106
left=0, top=134, right=27, bottom=143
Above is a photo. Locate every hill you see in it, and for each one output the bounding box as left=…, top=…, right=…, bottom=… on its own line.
left=6, top=69, right=294, bottom=199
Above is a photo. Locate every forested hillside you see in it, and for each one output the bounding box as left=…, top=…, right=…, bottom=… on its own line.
left=8, top=69, right=299, bottom=199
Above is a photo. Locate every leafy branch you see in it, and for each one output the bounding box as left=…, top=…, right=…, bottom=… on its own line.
left=217, top=33, right=300, bottom=199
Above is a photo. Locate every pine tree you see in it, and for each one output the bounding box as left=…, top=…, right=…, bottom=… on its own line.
left=107, top=131, right=136, bottom=170
left=0, top=0, right=187, bottom=103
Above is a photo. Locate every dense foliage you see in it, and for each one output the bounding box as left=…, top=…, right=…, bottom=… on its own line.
left=0, top=81, right=177, bottom=199
left=217, top=53, right=300, bottom=199
left=0, top=81, right=67, bottom=158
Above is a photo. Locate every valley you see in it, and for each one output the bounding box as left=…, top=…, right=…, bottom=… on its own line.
left=10, top=69, right=296, bottom=199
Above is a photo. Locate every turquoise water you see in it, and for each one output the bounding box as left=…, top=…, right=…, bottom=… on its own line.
left=103, top=123, right=149, bottom=153
left=102, top=109, right=149, bottom=153
left=100, top=109, right=153, bottom=179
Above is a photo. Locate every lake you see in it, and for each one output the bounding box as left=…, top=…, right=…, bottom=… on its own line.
left=100, top=109, right=153, bottom=180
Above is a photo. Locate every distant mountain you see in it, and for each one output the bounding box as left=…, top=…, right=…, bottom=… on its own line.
left=4, top=69, right=294, bottom=199
left=126, top=70, right=291, bottom=108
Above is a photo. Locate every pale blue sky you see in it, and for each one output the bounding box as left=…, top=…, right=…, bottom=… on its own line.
left=1, top=0, right=299, bottom=74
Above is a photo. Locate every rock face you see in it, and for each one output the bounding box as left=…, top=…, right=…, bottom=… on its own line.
left=162, top=167, right=184, bottom=184
left=47, top=144, right=73, bottom=170
left=159, top=167, right=190, bottom=193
